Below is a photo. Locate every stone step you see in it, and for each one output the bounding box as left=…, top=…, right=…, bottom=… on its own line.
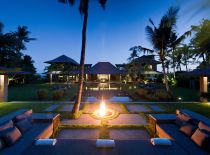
left=149, top=105, right=165, bottom=112
left=43, top=105, right=59, bottom=112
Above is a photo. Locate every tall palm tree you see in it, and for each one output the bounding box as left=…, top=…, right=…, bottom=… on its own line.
left=168, top=31, right=191, bottom=77
left=191, top=19, right=210, bottom=66
left=145, top=7, right=180, bottom=92
left=15, top=26, right=35, bottom=52
left=59, top=0, right=107, bottom=115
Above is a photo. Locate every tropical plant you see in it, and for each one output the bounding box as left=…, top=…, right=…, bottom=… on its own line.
left=144, top=7, right=180, bottom=92
left=191, top=19, right=210, bottom=67
left=58, top=0, right=107, bottom=115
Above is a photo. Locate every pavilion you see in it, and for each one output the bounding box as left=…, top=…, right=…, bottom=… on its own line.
left=181, top=68, right=210, bottom=101
left=0, top=67, right=30, bottom=102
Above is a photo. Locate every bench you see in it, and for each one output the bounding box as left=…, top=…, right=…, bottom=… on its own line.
left=0, top=109, right=60, bottom=155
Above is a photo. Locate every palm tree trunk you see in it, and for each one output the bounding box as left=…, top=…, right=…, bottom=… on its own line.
left=161, top=60, right=170, bottom=92
left=72, top=6, right=88, bottom=114
left=160, top=49, right=169, bottom=92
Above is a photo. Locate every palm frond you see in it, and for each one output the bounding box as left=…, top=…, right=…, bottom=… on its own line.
left=99, top=0, right=107, bottom=10
left=58, top=0, right=75, bottom=5
left=145, top=25, right=156, bottom=47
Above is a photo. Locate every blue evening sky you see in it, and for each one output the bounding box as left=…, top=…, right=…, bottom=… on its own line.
left=0, top=0, right=209, bottom=73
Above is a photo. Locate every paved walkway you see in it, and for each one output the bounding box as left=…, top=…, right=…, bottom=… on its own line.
left=149, top=105, right=165, bottom=112
left=61, top=114, right=101, bottom=125
left=58, top=129, right=99, bottom=139
left=59, top=105, right=74, bottom=112
left=126, top=105, right=150, bottom=113
left=43, top=105, right=59, bottom=112
left=109, top=114, right=148, bottom=125
left=109, top=129, right=150, bottom=140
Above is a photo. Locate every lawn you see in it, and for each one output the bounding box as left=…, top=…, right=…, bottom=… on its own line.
left=159, top=102, right=210, bottom=118
left=170, top=86, right=200, bottom=101
left=0, top=102, right=56, bottom=117
left=8, top=83, right=77, bottom=101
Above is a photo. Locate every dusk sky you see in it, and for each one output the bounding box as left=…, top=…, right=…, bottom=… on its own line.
left=0, top=0, right=209, bottom=73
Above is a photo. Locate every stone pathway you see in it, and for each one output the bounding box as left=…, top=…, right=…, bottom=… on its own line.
left=59, top=105, right=73, bottom=112
left=84, top=103, right=124, bottom=113
left=61, top=114, right=101, bottom=125
left=43, top=105, right=59, bottom=112
left=126, top=105, right=150, bottom=113
left=58, top=129, right=99, bottom=139
left=149, top=105, right=165, bottom=112
left=109, top=114, right=148, bottom=125
left=109, top=129, right=150, bottom=140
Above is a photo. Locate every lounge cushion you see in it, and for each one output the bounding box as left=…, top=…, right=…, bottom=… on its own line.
left=179, top=123, right=197, bottom=137
left=158, top=124, right=209, bottom=155
left=0, top=123, right=53, bottom=155
left=0, top=120, right=13, bottom=132
left=15, top=118, right=32, bottom=133
left=14, top=110, right=32, bottom=122
left=2, top=127, right=22, bottom=146
left=175, top=112, right=191, bottom=127
left=199, top=122, right=210, bottom=132
left=191, top=128, right=210, bottom=150
left=0, top=138, right=5, bottom=150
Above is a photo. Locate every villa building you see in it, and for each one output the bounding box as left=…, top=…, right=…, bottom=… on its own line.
left=45, top=54, right=160, bottom=83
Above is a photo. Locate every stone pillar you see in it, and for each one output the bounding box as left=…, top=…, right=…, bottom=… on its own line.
left=108, top=74, right=110, bottom=83
left=200, top=76, right=208, bottom=93
left=0, top=75, right=8, bottom=102
left=50, top=73, right=53, bottom=84
left=200, top=76, right=208, bottom=102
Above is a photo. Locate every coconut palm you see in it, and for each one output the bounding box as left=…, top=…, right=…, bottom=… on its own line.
left=59, top=0, right=107, bottom=115
left=168, top=31, right=191, bottom=77
left=145, top=6, right=180, bottom=92
left=191, top=19, right=210, bottom=66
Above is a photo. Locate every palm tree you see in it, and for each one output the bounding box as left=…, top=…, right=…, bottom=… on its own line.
left=145, top=7, right=180, bottom=92
left=15, top=26, right=35, bottom=52
left=191, top=19, right=210, bottom=66
left=168, top=31, right=191, bottom=77
left=59, top=0, right=107, bottom=115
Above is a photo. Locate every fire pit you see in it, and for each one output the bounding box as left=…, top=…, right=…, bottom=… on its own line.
left=91, top=101, right=119, bottom=120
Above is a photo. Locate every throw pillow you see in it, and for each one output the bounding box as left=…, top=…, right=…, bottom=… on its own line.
left=0, top=120, right=13, bottom=132
left=15, top=118, right=32, bottom=133
left=14, top=110, right=32, bottom=122
left=2, top=127, right=22, bottom=146
left=198, top=121, right=210, bottom=132
left=191, top=128, right=210, bottom=149
left=179, top=123, right=197, bottom=137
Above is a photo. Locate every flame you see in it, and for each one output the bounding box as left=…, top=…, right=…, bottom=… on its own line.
left=99, top=101, right=106, bottom=117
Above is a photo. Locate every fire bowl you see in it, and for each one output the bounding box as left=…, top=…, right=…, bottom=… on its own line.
left=91, top=109, right=119, bottom=120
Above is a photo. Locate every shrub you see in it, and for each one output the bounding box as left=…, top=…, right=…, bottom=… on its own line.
left=52, top=90, right=64, bottom=100
left=136, top=88, right=148, bottom=97
left=37, top=89, right=48, bottom=100
left=155, top=89, right=173, bottom=101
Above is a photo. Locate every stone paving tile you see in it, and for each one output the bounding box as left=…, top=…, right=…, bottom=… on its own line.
left=109, top=129, right=150, bottom=140
left=59, top=105, right=73, bottom=112
left=149, top=105, right=165, bottom=112
left=109, top=114, right=148, bottom=125
left=43, top=105, right=59, bottom=112
left=126, top=105, right=150, bottom=113
left=57, top=129, right=99, bottom=139
left=61, top=114, right=101, bottom=125
left=84, top=103, right=123, bottom=113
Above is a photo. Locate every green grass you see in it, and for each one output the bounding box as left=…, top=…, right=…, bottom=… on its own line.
left=170, top=86, right=200, bottom=101
left=8, top=83, right=77, bottom=101
left=0, top=102, right=56, bottom=117
left=158, top=102, right=210, bottom=118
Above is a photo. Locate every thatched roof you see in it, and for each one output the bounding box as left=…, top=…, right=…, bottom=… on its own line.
left=88, top=62, right=125, bottom=74
left=180, top=68, right=210, bottom=77
left=132, top=55, right=160, bottom=65
left=45, top=55, right=79, bottom=65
